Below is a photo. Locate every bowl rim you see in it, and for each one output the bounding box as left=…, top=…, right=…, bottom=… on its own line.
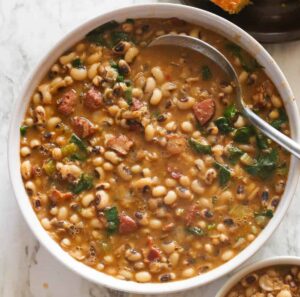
left=8, top=3, right=300, bottom=294
left=216, top=256, right=300, bottom=296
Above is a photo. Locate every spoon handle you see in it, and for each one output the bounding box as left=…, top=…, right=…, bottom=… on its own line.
left=244, top=107, right=300, bottom=159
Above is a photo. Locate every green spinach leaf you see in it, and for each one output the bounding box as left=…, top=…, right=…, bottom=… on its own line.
left=215, top=117, right=234, bottom=134
left=104, top=206, right=119, bottom=234
left=227, top=146, right=244, bottom=164
left=188, top=138, right=212, bottom=154
left=214, top=162, right=231, bottom=187
left=186, top=226, right=205, bottom=236
left=201, top=65, right=212, bottom=80
left=71, top=174, right=93, bottom=194
left=233, top=126, right=255, bottom=143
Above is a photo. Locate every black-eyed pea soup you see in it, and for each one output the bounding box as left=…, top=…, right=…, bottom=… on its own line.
left=20, top=18, right=290, bottom=283
left=226, top=265, right=300, bottom=297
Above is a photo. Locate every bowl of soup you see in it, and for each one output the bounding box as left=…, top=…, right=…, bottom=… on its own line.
left=216, top=257, right=300, bottom=297
left=8, top=3, right=300, bottom=294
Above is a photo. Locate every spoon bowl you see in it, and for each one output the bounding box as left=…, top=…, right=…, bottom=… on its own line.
left=149, top=34, right=300, bottom=158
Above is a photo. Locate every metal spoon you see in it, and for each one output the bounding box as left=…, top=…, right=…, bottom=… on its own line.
left=149, top=34, right=300, bottom=159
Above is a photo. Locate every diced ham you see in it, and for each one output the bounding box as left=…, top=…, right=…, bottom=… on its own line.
left=193, top=98, right=216, bottom=126
left=166, top=134, right=186, bottom=155
left=84, top=87, right=102, bottom=110
left=131, top=99, right=144, bottom=111
left=184, top=204, right=199, bottom=226
left=57, top=89, right=77, bottom=116
left=119, top=214, right=137, bottom=234
left=147, top=247, right=161, bottom=262
left=50, top=189, right=73, bottom=203
left=71, top=116, right=95, bottom=138
left=106, top=135, right=133, bottom=156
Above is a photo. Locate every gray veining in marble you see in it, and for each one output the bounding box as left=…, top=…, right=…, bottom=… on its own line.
left=1, top=0, right=300, bottom=296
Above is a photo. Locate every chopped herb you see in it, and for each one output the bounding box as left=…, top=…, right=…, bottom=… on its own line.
left=271, top=108, right=288, bottom=130
left=104, top=206, right=119, bottom=234
left=117, top=75, right=124, bottom=82
left=201, top=65, right=212, bottom=80
left=226, top=43, right=263, bottom=73
left=71, top=58, right=85, bottom=69
left=224, top=104, right=238, bottom=120
left=124, top=79, right=132, bottom=86
left=110, top=60, right=119, bottom=69
left=215, top=117, right=234, bottom=134
left=70, top=134, right=87, bottom=152
left=195, top=120, right=209, bottom=135
left=124, top=87, right=133, bottom=105
left=20, top=125, right=28, bottom=136
left=98, top=240, right=111, bottom=253
left=61, top=143, right=78, bottom=157
left=71, top=174, right=93, bottom=194
left=111, top=31, right=130, bottom=45
left=125, top=18, right=135, bottom=24
left=255, top=209, right=274, bottom=218
left=233, top=126, right=255, bottom=143
left=188, top=138, right=212, bottom=154
left=212, top=195, right=218, bottom=204
left=256, top=133, right=269, bottom=150
left=43, top=159, right=56, bottom=176
left=207, top=223, right=216, bottom=230
left=276, top=162, right=288, bottom=176
left=214, top=162, right=231, bottom=187
left=244, top=149, right=278, bottom=179
left=186, top=226, right=205, bottom=236
left=228, top=146, right=244, bottom=164
left=86, top=21, right=119, bottom=45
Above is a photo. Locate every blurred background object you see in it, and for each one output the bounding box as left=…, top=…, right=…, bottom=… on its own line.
left=181, top=0, right=300, bottom=43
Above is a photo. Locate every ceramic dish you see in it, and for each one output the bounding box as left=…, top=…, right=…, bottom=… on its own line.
left=216, top=256, right=300, bottom=296
left=8, top=3, right=300, bottom=294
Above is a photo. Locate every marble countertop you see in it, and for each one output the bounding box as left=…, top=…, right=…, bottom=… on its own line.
left=1, top=0, right=300, bottom=296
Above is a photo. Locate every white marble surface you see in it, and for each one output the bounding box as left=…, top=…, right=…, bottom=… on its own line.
left=1, top=0, right=300, bottom=296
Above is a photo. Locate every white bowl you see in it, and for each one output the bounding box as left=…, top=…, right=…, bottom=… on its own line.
left=8, top=3, right=300, bottom=294
left=216, top=256, right=300, bottom=296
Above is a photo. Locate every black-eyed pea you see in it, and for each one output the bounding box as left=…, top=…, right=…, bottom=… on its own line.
left=20, top=146, right=31, bottom=157
left=204, top=243, right=214, bottom=254
left=149, top=218, right=162, bottom=229
left=179, top=176, right=191, bottom=187
left=118, top=269, right=133, bottom=281
left=70, top=213, right=80, bottom=224
left=165, top=178, right=177, bottom=188
left=191, top=179, right=205, bottom=194
left=161, top=82, right=177, bottom=97
left=56, top=136, right=67, bottom=146
left=32, top=92, right=42, bottom=105
left=52, top=147, right=62, bottom=160
left=59, top=52, right=76, bottom=65
left=80, top=207, right=95, bottom=218
left=176, top=187, right=193, bottom=199
left=189, top=28, right=200, bottom=38
left=132, top=177, right=153, bottom=189
left=192, top=131, right=201, bottom=138
left=152, top=185, right=167, bottom=197
left=151, top=66, right=165, bottom=84
left=131, top=165, right=142, bottom=174
left=24, top=117, right=34, bottom=127
left=35, top=105, right=46, bottom=124
left=269, top=109, right=279, bottom=120
left=181, top=121, right=193, bottom=133
left=195, top=159, right=205, bottom=172
left=275, top=179, right=285, bottom=194
left=21, top=160, right=32, bottom=180
left=277, top=290, right=292, bottom=297
left=93, top=157, right=104, bottom=167
left=132, top=87, right=143, bottom=99
left=104, top=151, right=121, bottom=165
left=150, top=88, right=163, bottom=105
left=88, top=63, right=100, bottom=80
left=41, top=218, right=52, bottom=230
left=86, top=51, right=102, bottom=64
left=234, top=115, right=246, bottom=128
left=95, top=190, right=110, bottom=209
left=125, top=248, right=142, bottom=261
left=70, top=67, right=87, bottom=81
left=176, top=96, right=195, bottom=110
left=145, top=124, right=155, bottom=141
left=182, top=267, right=196, bottom=278
left=144, top=77, right=156, bottom=96
left=271, top=94, right=283, bottom=108
left=61, top=238, right=71, bottom=248
left=204, top=168, right=217, bottom=185
left=221, top=249, right=235, bottom=262
left=161, top=240, right=176, bottom=254
left=103, top=255, right=114, bottom=264
left=239, top=71, right=249, bottom=83
left=25, top=181, right=36, bottom=196
left=117, top=163, right=132, bottom=181
left=134, top=72, right=146, bottom=89
left=125, top=47, right=139, bottom=63
left=165, top=121, right=177, bottom=131
left=103, top=162, right=114, bottom=171
left=81, top=193, right=95, bottom=208
left=57, top=206, right=69, bottom=220
left=163, top=190, right=177, bottom=205
left=135, top=271, right=152, bottom=283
